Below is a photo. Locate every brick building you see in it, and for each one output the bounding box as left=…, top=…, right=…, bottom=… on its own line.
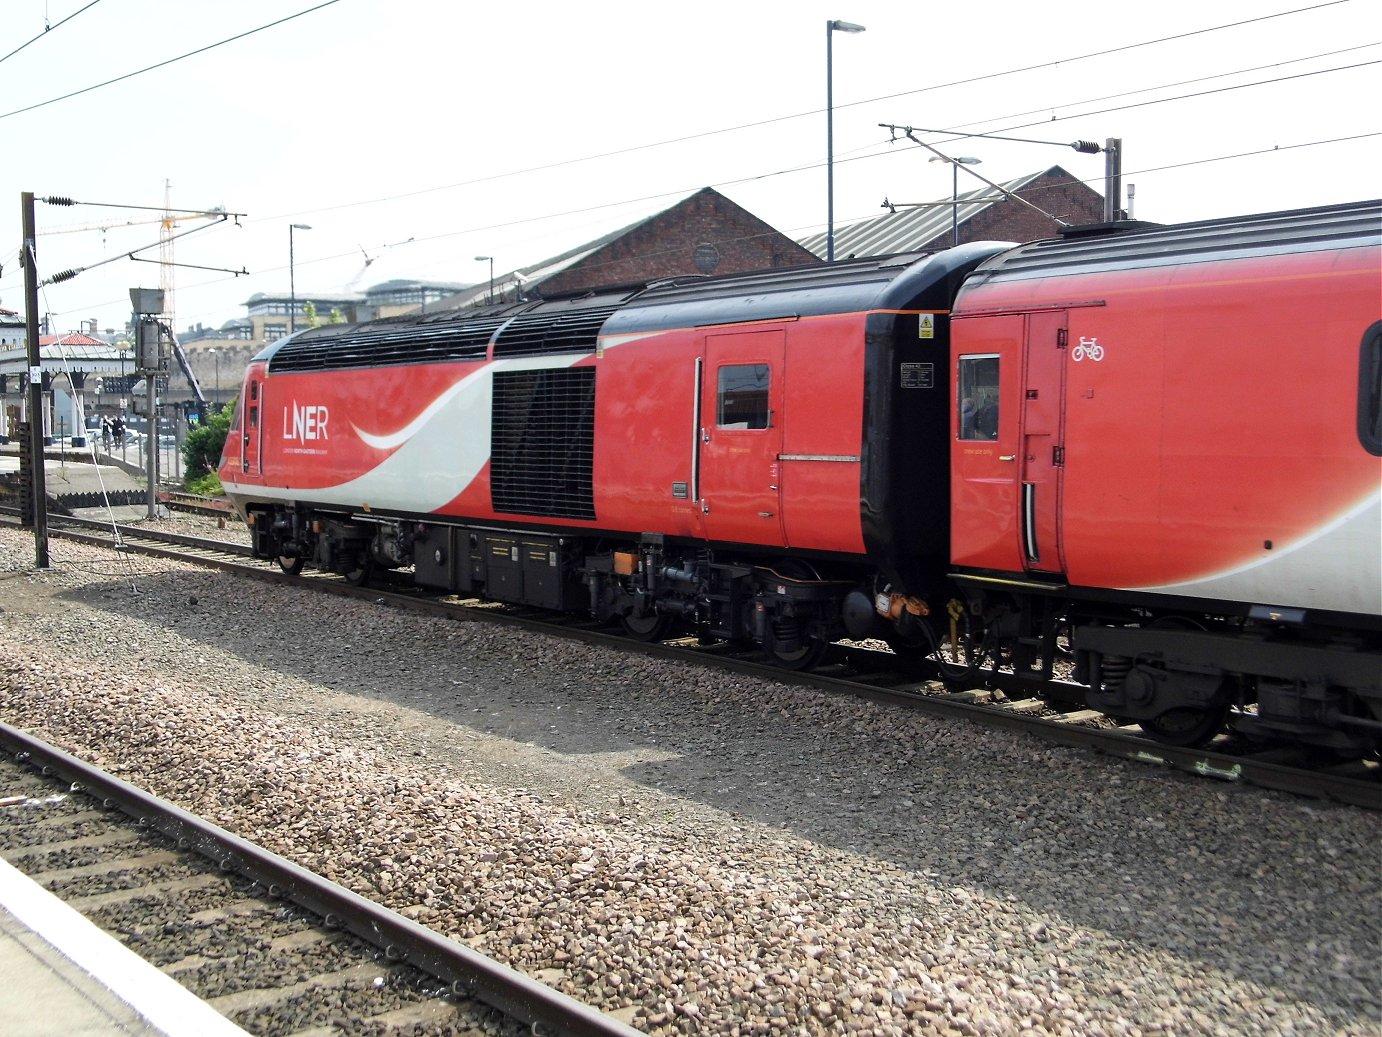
left=433, top=187, right=820, bottom=309
left=798, top=165, right=1108, bottom=258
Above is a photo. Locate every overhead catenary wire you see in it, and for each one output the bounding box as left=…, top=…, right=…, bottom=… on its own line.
left=4, top=3, right=1373, bottom=328
left=255, top=1, right=1363, bottom=221
left=0, top=0, right=104, bottom=69
left=0, top=1, right=342, bottom=122
left=10, top=122, right=1375, bottom=334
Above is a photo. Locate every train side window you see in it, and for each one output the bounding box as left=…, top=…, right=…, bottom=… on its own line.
left=718, top=364, right=770, bottom=429
left=1360, top=321, right=1382, bottom=456
left=958, top=354, right=1000, bottom=440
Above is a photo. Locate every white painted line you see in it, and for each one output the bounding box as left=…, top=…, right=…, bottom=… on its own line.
left=0, top=857, right=249, bottom=1036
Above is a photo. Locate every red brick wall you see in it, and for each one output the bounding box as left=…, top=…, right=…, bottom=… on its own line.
left=540, top=188, right=820, bottom=295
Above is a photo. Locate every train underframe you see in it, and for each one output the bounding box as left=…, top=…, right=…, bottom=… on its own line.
left=247, top=504, right=1382, bottom=759
left=953, top=581, right=1382, bottom=758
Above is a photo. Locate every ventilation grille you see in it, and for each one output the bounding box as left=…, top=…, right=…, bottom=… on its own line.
left=268, top=315, right=506, bottom=372
left=491, top=367, right=597, bottom=519
left=491, top=305, right=617, bottom=357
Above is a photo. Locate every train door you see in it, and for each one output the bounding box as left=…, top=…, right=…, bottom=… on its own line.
left=952, top=315, right=1023, bottom=571
left=1019, top=311, right=1067, bottom=574
left=240, top=374, right=263, bottom=475
left=951, top=311, right=1068, bottom=574
left=698, top=330, right=786, bottom=547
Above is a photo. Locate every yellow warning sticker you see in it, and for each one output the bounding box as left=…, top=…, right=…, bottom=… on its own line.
left=918, top=313, right=935, bottom=340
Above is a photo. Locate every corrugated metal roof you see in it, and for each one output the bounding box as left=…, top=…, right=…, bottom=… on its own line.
left=798, top=168, right=1054, bottom=259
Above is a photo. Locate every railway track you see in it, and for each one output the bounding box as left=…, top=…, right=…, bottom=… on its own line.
left=160, top=490, right=242, bottom=520
left=4, top=508, right=1378, bottom=809
left=0, top=723, right=640, bottom=1037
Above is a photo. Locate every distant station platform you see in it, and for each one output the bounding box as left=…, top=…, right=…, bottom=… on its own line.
left=0, top=445, right=156, bottom=521
left=0, top=858, right=248, bottom=1036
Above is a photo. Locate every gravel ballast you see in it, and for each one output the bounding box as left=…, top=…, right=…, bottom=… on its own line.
left=0, top=525, right=1377, bottom=1036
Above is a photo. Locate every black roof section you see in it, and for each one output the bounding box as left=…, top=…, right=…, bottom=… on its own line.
left=601, top=241, right=1012, bottom=337
left=252, top=243, right=1013, bottom=371
left=258, top=288, right=645, bottom=373
left=962, top=199, right=1382, bottom=287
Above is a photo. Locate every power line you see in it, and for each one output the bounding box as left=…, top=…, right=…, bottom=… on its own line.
left=0, top=0, right=104, bottom=68
left=971, top=61, right=1380, bottom=144
left=9, top=5, right=1373, bottom=321
left=939, top=42, right=1378, bottom=142
left=0, top=1, right=342, bottom=121
left=265, top=1, right=1359, bottom=221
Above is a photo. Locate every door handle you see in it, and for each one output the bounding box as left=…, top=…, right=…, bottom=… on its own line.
left=999, top=454, right=1016, bottom=462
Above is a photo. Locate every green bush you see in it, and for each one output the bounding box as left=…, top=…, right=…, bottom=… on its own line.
left=182, top=398, right=235, bottom=486
left=185, top=471, right=223, bottom=496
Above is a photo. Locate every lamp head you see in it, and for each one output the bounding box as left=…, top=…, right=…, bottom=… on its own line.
left=829, top=19, right=866, bottom=32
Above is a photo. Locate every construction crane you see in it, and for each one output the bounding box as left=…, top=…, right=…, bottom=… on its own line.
left=159, top=179, right=226, bottom=337
left=41, top=185, right=220, bottom=416
left=41, top=182, right=224, bottom=336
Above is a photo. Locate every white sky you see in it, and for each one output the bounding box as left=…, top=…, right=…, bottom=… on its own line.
left=2, top=0, right=1378, bottom=337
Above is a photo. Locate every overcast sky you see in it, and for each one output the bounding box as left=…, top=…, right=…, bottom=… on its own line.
left=2, top=0, right=1378, bottom=337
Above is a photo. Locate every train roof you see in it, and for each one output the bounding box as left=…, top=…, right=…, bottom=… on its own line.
left=254, top=242, right=1013, bottom=373
left=600, top=241, right=1010, bottom=335
left=257, top=287, right=645, bottom=373
left=959, top=198, right=1382, bottom=289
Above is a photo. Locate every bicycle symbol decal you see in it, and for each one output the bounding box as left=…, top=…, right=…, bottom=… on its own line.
left=1071, top=336, right=1105, bottom=361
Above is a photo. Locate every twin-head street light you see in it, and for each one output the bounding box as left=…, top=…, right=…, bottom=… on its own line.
left=929, top=155, right=983, bottom=246
left=826, top=18, right=865, bottom=263
left=289, top=223, right=312, bottom=333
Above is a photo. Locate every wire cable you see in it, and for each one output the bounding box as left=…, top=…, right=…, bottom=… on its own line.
left=0, top=0, right=104, bottom=68
left=264, top=1, right=1361, bottom=220
left=0, top=1, right=342, bottom=121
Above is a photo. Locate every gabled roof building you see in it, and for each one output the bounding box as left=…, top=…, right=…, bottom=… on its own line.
left=432, top=187, right=820, bottom=310
left=798, top=165, right=1108, bottom=259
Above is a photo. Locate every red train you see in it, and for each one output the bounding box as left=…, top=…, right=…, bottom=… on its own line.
left=220, top=200, right=1382, bottom=755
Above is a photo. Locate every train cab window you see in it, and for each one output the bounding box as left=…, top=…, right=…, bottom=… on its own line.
left=1361, top=321, right=1382, bottom=456
left=958, top=355, right=1000, bottom=440
left=718, top=364, right=771, bottom=429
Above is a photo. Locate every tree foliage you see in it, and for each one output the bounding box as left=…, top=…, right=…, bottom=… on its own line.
left=182, top=398, right=236, bottom=486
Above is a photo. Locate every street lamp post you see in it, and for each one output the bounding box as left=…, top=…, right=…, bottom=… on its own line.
left=929, top=155, right=982, bottom=246
left=826, top=18, right=866, bottom=263
left=209, top=347, right=219, bottom=407
left=475, top=256, right=494, bottom=304
left=289, top=223, right=312, bottom=334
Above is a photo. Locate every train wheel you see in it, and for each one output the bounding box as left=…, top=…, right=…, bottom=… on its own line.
left=277, top=555, right=305, bottom=575
left=765, top=637, right=827, bottom=671
left=343, top=555, right=372, bottom=587
left=1139, top=705, right=1229, bottom=748
left=621, top=612, right=672, bottom=642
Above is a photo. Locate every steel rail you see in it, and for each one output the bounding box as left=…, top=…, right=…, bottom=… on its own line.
left=0, top=722, right=643, bottom=1037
